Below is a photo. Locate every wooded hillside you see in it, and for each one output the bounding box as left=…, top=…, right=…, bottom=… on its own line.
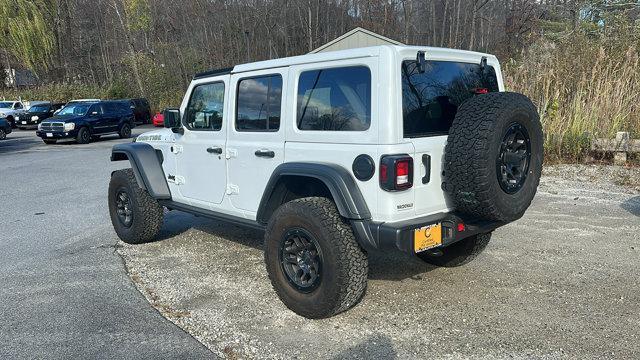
left=1, top=0, right=639, bottom=160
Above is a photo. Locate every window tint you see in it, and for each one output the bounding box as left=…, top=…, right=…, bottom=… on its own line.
left=402, top=60, right=499, bottom=138
left=104, top=102, right=121, bottom=114
left=297, top=66, right=371, bottom=131
left=89, top=104, right=103, bottom=115
left=184, top=82, right=225, bottom=131
left=236, top=75, right=282, bottom=131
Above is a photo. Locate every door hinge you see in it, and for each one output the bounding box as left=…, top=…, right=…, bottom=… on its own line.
left=171, top=145, right=183, bottom=154
left=225, top=184, right=239, bottom=195
left=167, top=174, right=185, bottom=185
left=225, top=148, right=238, bottom=159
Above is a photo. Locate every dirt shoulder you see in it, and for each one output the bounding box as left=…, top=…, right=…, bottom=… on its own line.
left=117, top=165, right=640, bottom=359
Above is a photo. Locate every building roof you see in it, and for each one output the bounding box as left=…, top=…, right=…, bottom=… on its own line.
left=309, top=27, right=404, bottom=54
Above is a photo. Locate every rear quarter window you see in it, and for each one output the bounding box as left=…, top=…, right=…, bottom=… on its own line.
left=297, top=66, right=371, bottom=131
left=402, top=60, right=499, bottom=138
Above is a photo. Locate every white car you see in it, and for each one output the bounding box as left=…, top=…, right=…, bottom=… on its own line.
left=0, top=100, right=26, bottom=127
left=107, top=45, right=543, bottom=319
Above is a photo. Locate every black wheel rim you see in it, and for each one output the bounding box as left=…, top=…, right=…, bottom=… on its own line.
left=279, top=228, right=323, bottom=293
left=0, top=130, right=5, bottom=139
left=115, top=188, right=134, bottom=228
left=123, top=125, right=130, bottom=137
left=496, top=122, right=531, bottom=194
left=82, top=129, right=90, bottom=142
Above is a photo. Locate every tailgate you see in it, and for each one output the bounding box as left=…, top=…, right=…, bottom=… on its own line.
left=410, top=136, right=452, bottom=216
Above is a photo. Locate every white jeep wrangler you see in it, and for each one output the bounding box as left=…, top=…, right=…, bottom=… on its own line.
left=108, top=45, right=543, bottom=319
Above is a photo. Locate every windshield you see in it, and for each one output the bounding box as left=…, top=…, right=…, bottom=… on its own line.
left=0, top=102, right=13, bottom=109
left=29, top=105, right=50, bottom=113
left=57, top=103, right=92, bottom=116
left=402, top=60, right=499, bottom=138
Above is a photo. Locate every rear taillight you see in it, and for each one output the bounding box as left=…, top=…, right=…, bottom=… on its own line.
left=380, top=155, right=413, bottom=191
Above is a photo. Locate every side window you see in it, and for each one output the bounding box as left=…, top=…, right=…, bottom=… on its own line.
left=14, top=103, right=23, bottom=109
left=89, top=104, right=103, bottom=116
left=104, top=103, right=119, bottom=115
left=184, top=82, right=225, bottom=131
left=297, top=66, right=371, bottom=131
left=236, top=74, right=282, bottom=131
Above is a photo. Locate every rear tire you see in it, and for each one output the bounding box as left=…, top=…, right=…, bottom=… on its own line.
left=76, top=127, right=90, bottom=144
left=108, top=169, right=164, bottom=244
left=119, top=123, right=131, bottom=139
left=264, top=197, right=368, bottom=319
left=417, top=233, right=491, bottom=267
left=43, top=139, right=57, bottom=144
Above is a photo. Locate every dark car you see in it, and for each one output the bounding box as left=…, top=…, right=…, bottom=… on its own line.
left=16, top=102, right=65, bottom=129
left=129, top=98, right=151, bottom=124
left=36, top=100, right=135, bottom=144
left=0, top=118, right=12, bottom=140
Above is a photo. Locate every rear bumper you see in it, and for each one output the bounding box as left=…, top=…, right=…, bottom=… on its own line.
left=351, top=212, right=504, bottom=255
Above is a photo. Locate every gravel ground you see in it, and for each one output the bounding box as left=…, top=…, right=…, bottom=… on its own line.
left=117, top=164, right=640, bottom=359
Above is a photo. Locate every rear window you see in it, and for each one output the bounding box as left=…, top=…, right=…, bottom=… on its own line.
left=402, top=60, right=499, bottom=138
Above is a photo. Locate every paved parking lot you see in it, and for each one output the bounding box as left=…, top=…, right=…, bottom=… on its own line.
left=0, top=128, right=212, bottom=359
left=2, top=128, right=639, bottom=359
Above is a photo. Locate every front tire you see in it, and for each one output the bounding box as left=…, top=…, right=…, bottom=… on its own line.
left=108, top=169, right=164, bottom=244
left=417, top=233, right=492, bottom=267
left=264, top=197, right=368, bottom=319
left=76, top=127, right=91, bottom=144
left=0, top=129, right=5, bottom=140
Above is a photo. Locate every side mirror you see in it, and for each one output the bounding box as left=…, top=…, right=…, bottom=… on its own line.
left=163, top=108, right=183, bottom=134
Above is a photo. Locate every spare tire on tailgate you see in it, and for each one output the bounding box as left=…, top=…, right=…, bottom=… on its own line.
left=442, top=92, right=543, bottom=222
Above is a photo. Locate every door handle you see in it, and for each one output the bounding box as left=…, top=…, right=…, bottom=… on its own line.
left=422, top=154, right=431, bottom=184
left=207, top=147, right=223, bottom=154
left=254, top=149, right=275, bottom=158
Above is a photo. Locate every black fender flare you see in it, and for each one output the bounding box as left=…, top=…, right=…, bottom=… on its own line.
left=110, top=142, right=171, bottom=199
left=256, top=162, right=371, bottom=224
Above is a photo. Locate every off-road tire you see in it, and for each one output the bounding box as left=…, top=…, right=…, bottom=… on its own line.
left=43, top=139, right=57, bottom=144
left=76, top=127, right=91, bottom=144
left=417, top=233, right=491, bottom=267
left=264, top=197, right=368, bottom=319
left=119, top=123, right=131, bottom=139
left=443, top=92, right=543, bottom=222
left=108, top=169, right=163, bottom=244
left=0, top=129, right=5, bottom=140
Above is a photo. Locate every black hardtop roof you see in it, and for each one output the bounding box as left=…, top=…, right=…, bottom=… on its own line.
left=193, top=67, right=234, bottom=80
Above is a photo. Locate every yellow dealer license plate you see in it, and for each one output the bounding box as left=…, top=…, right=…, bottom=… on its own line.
left=414, top=223, right=442, bottom=253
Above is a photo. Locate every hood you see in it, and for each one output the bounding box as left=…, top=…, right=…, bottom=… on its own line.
left=45, top=115, right=84, bottom=123
left=26, top=111, right=50, bottom=117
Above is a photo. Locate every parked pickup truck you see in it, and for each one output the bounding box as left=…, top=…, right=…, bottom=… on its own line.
left=0, top=100, right=25, bottom=128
